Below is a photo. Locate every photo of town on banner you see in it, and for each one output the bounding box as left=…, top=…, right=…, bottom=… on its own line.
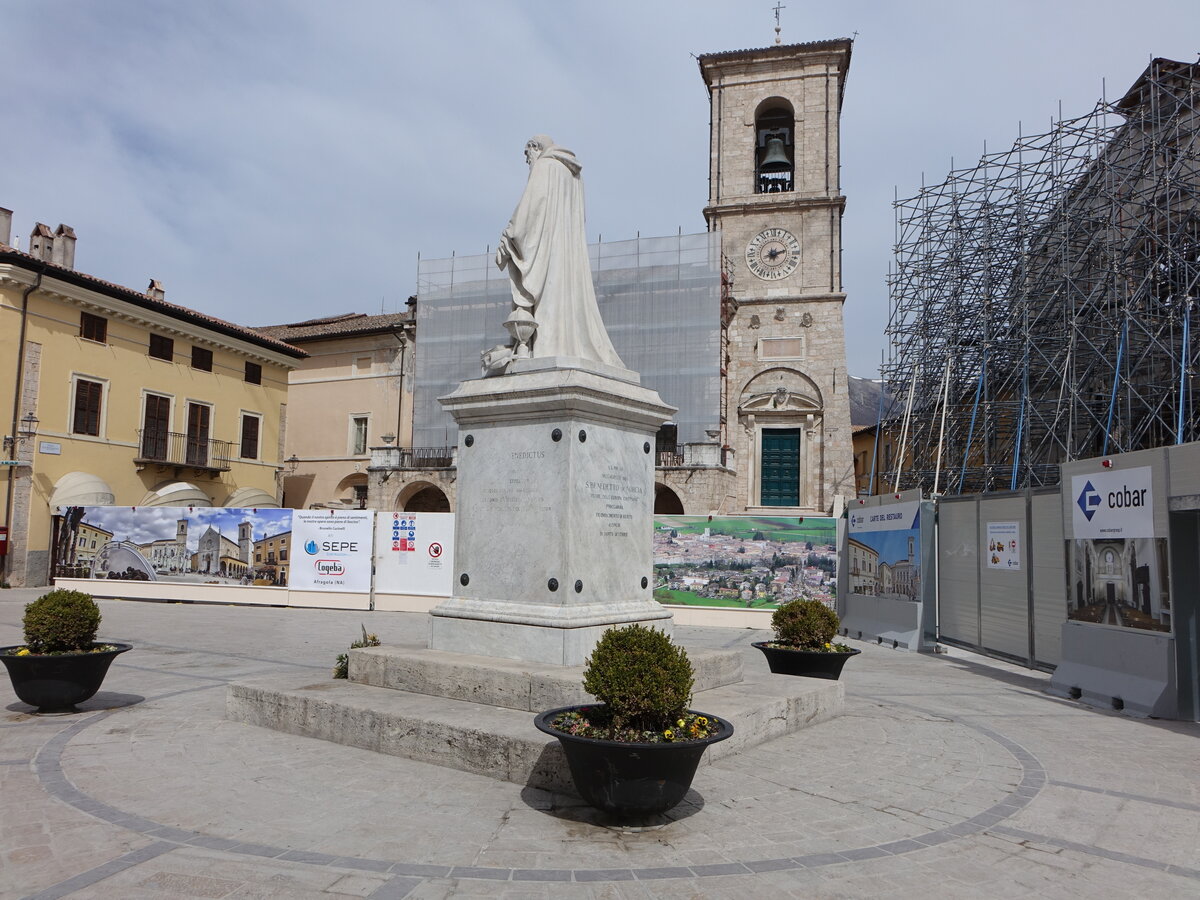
left=1067, top=537, right=1171, bottom=633
left=652, top=516, right=836, bottom=609
left=53, top=506, right=293, bottom=586
left=846, top=527, right=921, bottom=602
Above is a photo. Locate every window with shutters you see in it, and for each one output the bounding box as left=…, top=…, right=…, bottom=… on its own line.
left=240, top=413, right=261, bottom=460
left=149, top=333, right=174, bottom=361
left=141, top=394, right=171, bottom=460
left=80, top=312, right=107, bottom=343
left=191, top=347, right=213, bottom=371
left=72, top=378, right=104, bottom=436
left=244, top=361, right=262, bottom=384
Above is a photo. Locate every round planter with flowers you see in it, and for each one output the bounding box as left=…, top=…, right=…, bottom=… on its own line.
left=535, top=624, right=733, bottom=820
left=754, top=598, right=860, bottom=681
left=0, top=589, right=130, bottom=713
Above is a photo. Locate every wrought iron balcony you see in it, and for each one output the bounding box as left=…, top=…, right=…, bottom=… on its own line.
left=135, top=430, right=232, bottom=472
left=396, top=447, right=455, bottom=469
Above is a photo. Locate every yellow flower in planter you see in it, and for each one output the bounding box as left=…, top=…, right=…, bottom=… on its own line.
left=16, top=648, right=31, bottom=656
left=663, top=729, right=674, bottom=740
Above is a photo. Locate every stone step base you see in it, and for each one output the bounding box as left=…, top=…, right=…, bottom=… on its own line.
left=348, top=645, right=744, bottom=711
left=226, top=670, right=842, bottom=794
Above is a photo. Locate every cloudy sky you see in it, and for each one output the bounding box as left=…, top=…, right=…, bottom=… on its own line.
left=6, top=1, right=1197, bottom=377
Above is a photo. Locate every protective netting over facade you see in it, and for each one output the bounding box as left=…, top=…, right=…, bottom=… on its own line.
left=414, top=231, right=722, bottom=447
left=882, top=58, right=1200, bottom=494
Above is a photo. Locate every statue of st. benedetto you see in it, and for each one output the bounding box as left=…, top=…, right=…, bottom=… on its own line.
left=492, top=135, right=624, bottom=370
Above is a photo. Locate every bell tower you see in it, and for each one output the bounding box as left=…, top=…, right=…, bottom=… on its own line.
left=699, top=38, right=855, bottom=513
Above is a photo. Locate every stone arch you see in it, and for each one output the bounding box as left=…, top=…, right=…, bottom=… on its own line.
left=737, top=368, right=826, bottom=511
left=738, top=367, right=823, bottom=414
left=335, top=473, right=369, bottom=509
left=654, top=483, right=685, bottom=515
left=396, top=480, right=451, bottom=513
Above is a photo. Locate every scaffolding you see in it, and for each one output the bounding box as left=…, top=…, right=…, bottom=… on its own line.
left=881, top=58, right=1200, bottom=494
left=414, top=231, right=722, bottom=447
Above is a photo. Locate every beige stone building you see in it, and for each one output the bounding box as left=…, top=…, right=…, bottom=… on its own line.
left=254, top=311, right=420, bottom=510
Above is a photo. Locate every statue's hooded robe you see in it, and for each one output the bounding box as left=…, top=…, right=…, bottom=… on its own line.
left=498, top=136, right=625, bottom=367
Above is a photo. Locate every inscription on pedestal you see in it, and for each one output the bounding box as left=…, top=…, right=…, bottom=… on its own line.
left=583, top=462, right=644, bottom=540
left=481, top=451, right=552, bottom=514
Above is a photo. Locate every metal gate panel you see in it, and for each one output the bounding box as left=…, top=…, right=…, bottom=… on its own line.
left=937, top=498, right=979, bottom=647
left=1031, top=490, right=1065, bottom=667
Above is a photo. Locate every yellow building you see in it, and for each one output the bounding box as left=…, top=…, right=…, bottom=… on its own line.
left=252, top=529, right=292, bottom=585
left=254, top=311, right=419, bottom=510
left=1, top=210, right=306, bottom=586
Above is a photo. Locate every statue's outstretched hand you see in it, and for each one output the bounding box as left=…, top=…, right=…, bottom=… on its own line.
left=495, top=244, right=509, bottom=270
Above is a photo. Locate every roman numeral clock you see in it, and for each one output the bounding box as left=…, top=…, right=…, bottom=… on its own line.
left=745, top=227, right=802, bottom=281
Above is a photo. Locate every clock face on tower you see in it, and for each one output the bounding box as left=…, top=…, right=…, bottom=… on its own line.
left=745, top=228, right=802, bottom=281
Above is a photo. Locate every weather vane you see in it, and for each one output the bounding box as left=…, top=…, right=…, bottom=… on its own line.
left=773, top=2, right=786, bottom=45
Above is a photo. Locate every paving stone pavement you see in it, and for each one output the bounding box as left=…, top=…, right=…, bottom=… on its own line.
left=1, top=587, right=1198, bottom=899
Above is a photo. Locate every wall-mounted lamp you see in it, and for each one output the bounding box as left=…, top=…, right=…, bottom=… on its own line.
left=3, top=412, right=39, bottom=452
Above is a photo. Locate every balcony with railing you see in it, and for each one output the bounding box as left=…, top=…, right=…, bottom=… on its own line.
left=135, top=430, right=233, bottom=473
left=369, top=445, right=457, bottom=471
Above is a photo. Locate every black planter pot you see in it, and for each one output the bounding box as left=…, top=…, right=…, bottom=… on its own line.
left=752, top=642, right=860, bottom=679
left=535, top=705, right=733, bottom=819
left=0, top=643, right=131, bottom=713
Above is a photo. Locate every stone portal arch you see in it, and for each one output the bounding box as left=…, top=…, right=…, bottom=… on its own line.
left=738, top=367, right=825, bottom=510
left=654, top=483, right=685, bottom=515
left=396, top=481, right=451, bottom=513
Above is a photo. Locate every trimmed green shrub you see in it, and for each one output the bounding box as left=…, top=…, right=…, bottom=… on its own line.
left=582, top=624, right=694, bottom=733
left=23, top=589, right=102, bottom=653
left=771, top=598, right=839, bottom=650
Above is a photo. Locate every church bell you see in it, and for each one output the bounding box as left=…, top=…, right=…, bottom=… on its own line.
left=759, top=134, right=791, bottom=172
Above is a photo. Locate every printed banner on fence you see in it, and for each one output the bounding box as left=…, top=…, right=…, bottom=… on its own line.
left=848, top=501, right=920, bottom=533
left=1069, top=466, right=1155, bottom=539
left=52, top=506, right=293, bottom=586
left=846, top=501, right=922, bottom=602
left=290, top=510, right=373, bottom=592
left=373, top=512, right=455, bottom=596
left=653, top=516, right=837, bottom=609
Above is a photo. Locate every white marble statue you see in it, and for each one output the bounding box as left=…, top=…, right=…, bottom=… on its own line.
left=495, top=135, right=624, bottom=368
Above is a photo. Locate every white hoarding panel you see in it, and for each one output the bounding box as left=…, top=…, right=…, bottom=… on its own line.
left=373, top=512, right=455, bottom=597
left=291, top=510, right=374, bottom=592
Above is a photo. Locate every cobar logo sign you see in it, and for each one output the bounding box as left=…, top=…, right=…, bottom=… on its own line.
left=1069, top=466, right=1154, bottom=539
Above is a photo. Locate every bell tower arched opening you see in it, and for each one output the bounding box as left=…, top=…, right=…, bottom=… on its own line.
left=755, top=98, right=794, bottom=194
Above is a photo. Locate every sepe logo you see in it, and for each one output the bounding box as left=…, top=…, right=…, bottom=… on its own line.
left=315, top=559, right=345, bottom=576
left=304, top=539, right=319, bottom=555
left=1076, top=481, right=1101, bottom=521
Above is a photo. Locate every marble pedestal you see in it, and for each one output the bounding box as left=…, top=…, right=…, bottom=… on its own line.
left=430, top=357, right=675, bottom=665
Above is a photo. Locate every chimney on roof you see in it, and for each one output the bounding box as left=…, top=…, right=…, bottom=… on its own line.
left=52, top=224, right=76, bottom=269
left=28, top=222, right=55, bottom=261
left=147, top=279, right=165, bottom=301
left=0, top=208, right=11, bottom=246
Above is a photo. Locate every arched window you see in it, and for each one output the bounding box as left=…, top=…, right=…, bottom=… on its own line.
left=755, top=99, right=794, bottom=194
